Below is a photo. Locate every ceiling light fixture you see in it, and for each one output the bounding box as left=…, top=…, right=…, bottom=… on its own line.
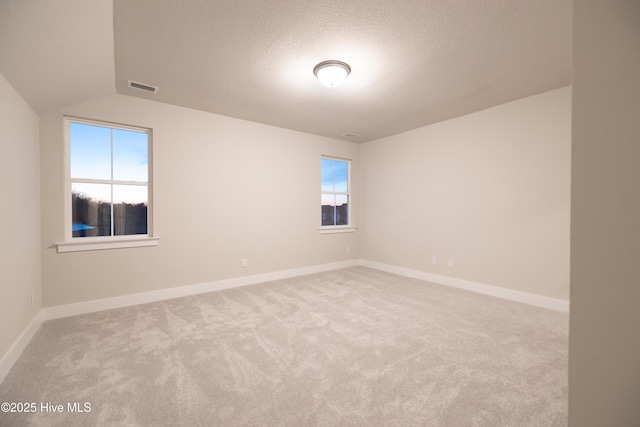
left=313, top=60, right=351, bottom=87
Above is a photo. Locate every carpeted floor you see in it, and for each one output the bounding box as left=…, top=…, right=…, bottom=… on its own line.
left=0, top=267, right=568, bottom=426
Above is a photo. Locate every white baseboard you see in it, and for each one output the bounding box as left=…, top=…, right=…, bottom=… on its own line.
left=42, top=260, right=359, bottom=321
left=41, top=258, right=569, bottom=320
left=359, top=259, right=570, bottom=312
left=0, top=311, right=43, bottom=384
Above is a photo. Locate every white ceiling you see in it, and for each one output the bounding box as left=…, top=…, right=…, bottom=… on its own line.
left=0, top=0, right=571, bottom=143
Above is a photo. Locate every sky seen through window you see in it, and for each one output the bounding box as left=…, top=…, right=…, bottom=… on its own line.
left=70, top=122, right=149, bottom=204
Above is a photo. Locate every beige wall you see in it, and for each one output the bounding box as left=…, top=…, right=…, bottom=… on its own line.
left=0, top=73, right=41, bottom=358
left=40, top=94, right=358, bottom=307
left=39, top=88, right=571, bottom=309
left=359, top=87, right=571, bottom=300
left=569, top=1, right=640, bottom=425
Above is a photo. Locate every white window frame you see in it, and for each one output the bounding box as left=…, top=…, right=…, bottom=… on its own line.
left=319, top=155, right=356, bottom=234
left=56, top=116, right=159, bottom=253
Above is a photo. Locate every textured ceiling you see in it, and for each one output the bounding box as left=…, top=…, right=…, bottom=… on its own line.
left=1, top=0, right=571, bottom=143
left=0, top=0, right=115, bottom=115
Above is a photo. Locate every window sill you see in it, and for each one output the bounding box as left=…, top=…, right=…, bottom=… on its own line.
left=318, top=226, right=357, bottom=234
left=56, top=236, right=160, bottom=253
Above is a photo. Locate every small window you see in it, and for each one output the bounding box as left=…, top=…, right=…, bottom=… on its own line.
left=321, top=157, right=350, bottom=227
left=67, top=118, right=151, bottom=240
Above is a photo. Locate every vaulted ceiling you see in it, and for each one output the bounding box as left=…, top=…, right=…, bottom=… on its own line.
left=0, top=0, right=571, bottom=142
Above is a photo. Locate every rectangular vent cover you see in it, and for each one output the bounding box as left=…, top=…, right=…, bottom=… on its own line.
left=128, top=80, right=158, bottom=94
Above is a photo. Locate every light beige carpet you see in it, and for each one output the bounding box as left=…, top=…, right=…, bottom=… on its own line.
left=0, top=267, right=568, bottom=426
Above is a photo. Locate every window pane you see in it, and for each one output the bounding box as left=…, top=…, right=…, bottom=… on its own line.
left=321, top=158, right=348, bottom=193
left=335, top=194, right=348, bottom=225
left=333, top=161, right=348, bottom=193
left=321, top=193, right=336, bottom=226
left=321, top=193, right=348, bottom=226
left=70, top=122, right=111, bottom=180
left=321, top=158, right=336, bottom=192
left=113, top=185, right=148, bottom=236
left=71, top=183, right=112, bottom=237
left=113, top=129, right=148, bottom=182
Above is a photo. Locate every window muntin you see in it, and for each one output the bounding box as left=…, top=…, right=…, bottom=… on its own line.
left=68, top=119, right=150, bottom=239
left=321, top=157, right=350, bottom=227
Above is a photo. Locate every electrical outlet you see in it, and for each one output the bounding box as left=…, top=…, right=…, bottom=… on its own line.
left=448, top=259, right=454, bottom=268
left=431, top=257, right=437, bottom=265
left=346, top=246, right=351, bottom=253
left=242, top=259, right=248, bottom=267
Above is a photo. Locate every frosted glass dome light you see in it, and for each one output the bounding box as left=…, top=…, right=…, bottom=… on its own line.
left=313, top=60, right=351, bottom=87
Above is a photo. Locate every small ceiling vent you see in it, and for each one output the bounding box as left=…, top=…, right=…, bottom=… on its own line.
left=127, top=80, right=158, bottom=94
left=342, top=132, right=360, bottom=138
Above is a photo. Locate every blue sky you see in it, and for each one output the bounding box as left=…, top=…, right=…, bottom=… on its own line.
left=321, top=158, right=348, bottom=207
left=70, top=122, right=148, bottom=204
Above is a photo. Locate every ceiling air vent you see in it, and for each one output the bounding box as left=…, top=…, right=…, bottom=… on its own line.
left=127, top=80, right=158, bottom=94
left=342, top=132, right=360, bottom=138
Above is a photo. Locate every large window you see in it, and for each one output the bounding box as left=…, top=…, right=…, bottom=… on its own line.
left=62, top=117, right=154, bottom=250
left=321, top=156, right=350, bottom=227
